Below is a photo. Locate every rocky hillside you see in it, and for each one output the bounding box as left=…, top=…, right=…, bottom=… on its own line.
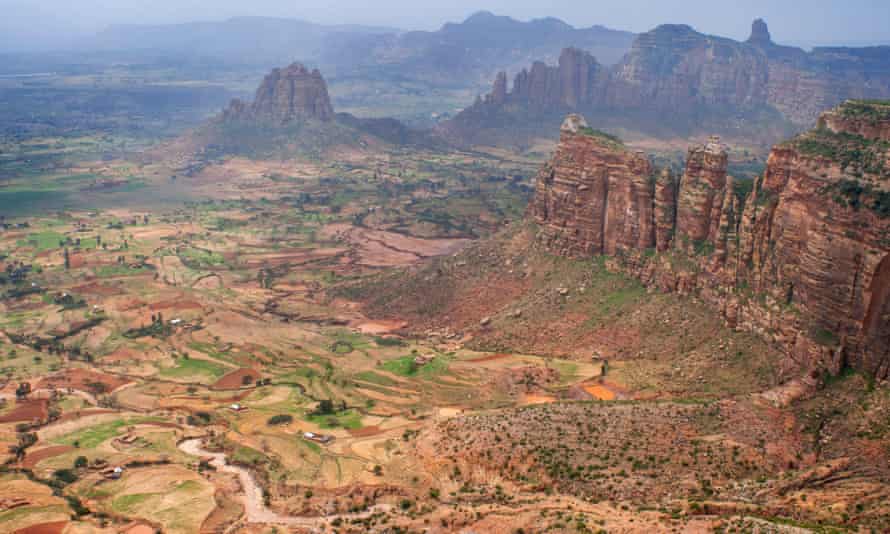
left=531, top=104, right=889, bottom=380
left=442, top=20, right=890, bottom=147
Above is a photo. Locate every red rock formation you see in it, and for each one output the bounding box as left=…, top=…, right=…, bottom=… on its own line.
left=675, top=137, right=729, bottom=251
left=532, top=104, right=890, bottom=380
left=530, top=115, right=655, bottom=257
left=223, top=62, right=334, bottom=123
left=818, top=101, right=890, bottom=142
left=654, top=169, right=676, bottom=252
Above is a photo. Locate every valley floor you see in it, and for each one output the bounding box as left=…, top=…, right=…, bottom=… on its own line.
left=0, top=140, right=887, bottom=534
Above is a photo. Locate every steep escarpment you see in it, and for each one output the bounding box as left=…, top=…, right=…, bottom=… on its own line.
left=533, top=103, right=890, bottom=380
left=442, top=20, right=890, bottom=147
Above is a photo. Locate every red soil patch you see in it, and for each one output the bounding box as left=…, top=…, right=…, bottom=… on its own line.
left=354, top=320, right=407, bottom=335
left=467, top=353, right=512, bottom=363
left=149, top=299, right=203, bottom=312
left=37, top=368, right=130, bottom=393
left=71, top=282, right=120, bottom=296
left=0, top=399, right=49, bottom=423
left=347, top=426, right=383, bottom=438
left=212, top=368, right=261, bottom=390
left=68, top=254, right=86, bottom=269
left=20, top=445, right=75, bottom=469
left=14, top=521, right=69, bottom=534
left=104, top=347, right=148, bottom=363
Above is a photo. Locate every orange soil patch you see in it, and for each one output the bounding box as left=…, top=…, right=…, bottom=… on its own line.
left=149, top=299, right=203, bottom=312
left=13, top=521, right=69, bottom=534
left=520, top=393, right=558, bottom=405
left=212, top=368, right=261, bottom=390
left=467, top=353, right=512, bottom=363
left=20, top=446, right=75, bottom=469
left=347, top=426, right=384, bottom=438
left=583, top=384, right=617, bottom=401
left=0, top=399, right=49, bottom=423
left=37, top=368, right=131, bottom=393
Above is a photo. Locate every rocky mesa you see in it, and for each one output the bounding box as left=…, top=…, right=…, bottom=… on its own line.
left=193, top=62, right=432, bottom=156
left=222, top=62, right=335, bottom=123
left=531, top=103, right=890, bottom=380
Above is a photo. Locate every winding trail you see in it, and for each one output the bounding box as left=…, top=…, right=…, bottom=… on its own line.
left=178, top=438, right=389, bottom=527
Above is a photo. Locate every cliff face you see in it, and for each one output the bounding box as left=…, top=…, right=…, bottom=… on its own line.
left=223, top=62, right=334, bottom=123
left=530, top=114, right=655, bottom=257
left=482, top=48, right=606, bottom=113
left=444, top=20, right=890, bottom=146
left=532, top=104, right=890, bottom=380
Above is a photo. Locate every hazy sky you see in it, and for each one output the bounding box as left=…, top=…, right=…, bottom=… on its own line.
left=3, top=0, right=890, bottom=49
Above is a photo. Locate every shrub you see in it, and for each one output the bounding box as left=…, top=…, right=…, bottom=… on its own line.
left=53, top=468, right=78, bottom=485
left=267, top=414, right=293, bottom=426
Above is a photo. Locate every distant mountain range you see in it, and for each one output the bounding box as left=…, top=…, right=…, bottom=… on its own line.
left=86, top=11, right=636, bottom=85
left=439, top=19, right=890, bottom=147
left=88, top=16, right=396, bottom=69
left=321, top=11, right=635, bottom=86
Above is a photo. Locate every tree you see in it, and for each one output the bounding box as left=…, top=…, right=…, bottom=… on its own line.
left=15, top=382, right=31, bottom=399
left=315, top=399, right=335, bottom=415
left=242, top=374, right=254, bottom=386
left=64, top=248, right=70, bottom=270
left=53, top=468, right=78, bottom=485
left=74, top=456, right=88, bottom=469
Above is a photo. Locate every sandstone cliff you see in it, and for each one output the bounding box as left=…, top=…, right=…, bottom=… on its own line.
left=443, top=20, right=890, bottom=147
left=531, top=103, right=890, bottom=380
left=223, top=62, right=334, bottom=123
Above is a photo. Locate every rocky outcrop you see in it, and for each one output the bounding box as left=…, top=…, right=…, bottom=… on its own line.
left=531, top=103, right=890, bottom=380
left=443, top=19, right=890, bottom=146
left=675, top=137, right=730, bottom=249
left=817, top=100, right=890, bottom=142
left=530, top=115, right=655, bottom=257
left=223, top=62, right=334, bottom=123
left=203, top=62, right=434, bottom=153
left=479, top=48, right=606, bottom=113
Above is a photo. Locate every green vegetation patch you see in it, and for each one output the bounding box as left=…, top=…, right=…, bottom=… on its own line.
left=793, top=127, right=889, bottom=179
left=838, top=99, right=890, bottom=123
left=578, top=126, right=624, bottom=146
left=52, top=417, right=157, bottom=448
left=177, top=247, right=227, bottom=269
left=381, top=354, right=449, bottom=378
left=305, top=408, right=363, bottom=429
left=94, top=264, right=151, bottom=278
left=112, top=493, right=155, bottom=514
left=18, top=230, right=65, bottom=251
left=159, top=357, right=228, bottom=380
left=822, top=179, right=890, bottom=218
